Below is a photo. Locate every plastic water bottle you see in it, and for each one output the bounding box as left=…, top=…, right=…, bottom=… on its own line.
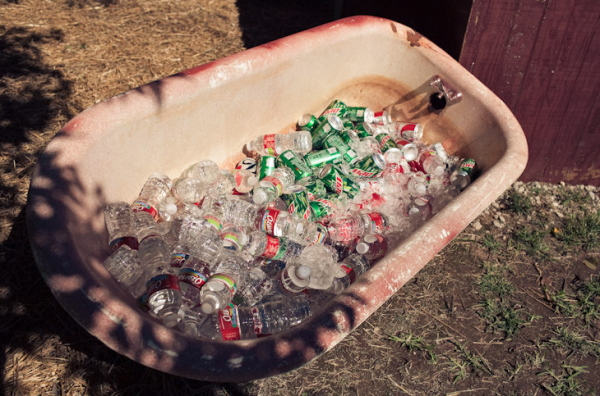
left=131, top=173, right=172, bottom=221
left=103, top=245, right=144, bottom=291
left=181, top=159, right=220, bottom=182
left=222, top=199, right=300, bottom=238
left=245, top=131, right=312, bottom=156
left=171, top=177, right=207, bottom=205
left=195, top=295, right=311, bottom=340
left=355, top=234, right=388, bottom=262
left=252, top=166, right=296, bottom=205
left=244, top=230, right=303, bottom=262
left=199, top=251, right=246, bottom=314
left=327, top=212, right=389, bottom=244
left=158, top=196, right=185, bottom=222
left=289, top=218, right=329, bottom=246
left=234, top=267, right=275, bottom=306
left=104, top=201, right=138, bottom=251
left=232, top=169, right=258, bottom=194
left=275, top=263, right=311, bottom=294
left=292, top=244, right=345, bottom=290
left=326, top=253, right=371, bottom=294
left=177, top=255, right=211, bottom=310
left=220, top=222, right=248, bottom=252
left=140, top=234, right=182, bottom=328
left=255, top=257, right=287, bottom=277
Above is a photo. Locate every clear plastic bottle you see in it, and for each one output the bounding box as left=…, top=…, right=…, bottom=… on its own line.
left=292, top=244, right=344, bottom=290
left=407, top=194, right=434, bottom=220
left=244, top=231, right=303, bottom=262
left=140, top=234, right=182, bottom=328
left=222, top=199, right=299, bottom=238
left=234, top=267, right=275, bottom=306
left=171, top=177, right=207, bottom=205
left=288, top=218, right=329, bottom=246
left=158, top=196, right=185, bottom=222
left=131, top=173, right=172, bottom=221
left=220, top=222, right=248, bottom=252
left=275, top=263, right=311, bottom=295
left=326, top=253, right=371, bottom=294
left=199, top=251, right=246, bottom=314
left=232, top=169, right=258, bottom=194
left=180, top=159, right=220, bottom=183
left=104, top=201, right=139, bottom=251
left=355, top=234, right=388, bottom=263
left=327, top=212, right=389, bottom=244
left=252, top=166, right=296, bottom=205
left=195, top=295, right=311, bottom=340
left=177, top=255, right=211, bottom=310
left=418, top=148, right=446, bottom=176
left=103, top=245, right=144, bottom=291
left=245, top=131, right=312, bottom=156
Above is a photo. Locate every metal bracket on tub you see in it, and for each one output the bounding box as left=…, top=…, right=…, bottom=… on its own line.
left=429, top=75, right=462, bottom=111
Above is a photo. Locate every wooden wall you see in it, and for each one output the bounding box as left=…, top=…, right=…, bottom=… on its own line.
left=341, top=0, right=600, bottom=185
left=460, top=0, right=600, bottom=185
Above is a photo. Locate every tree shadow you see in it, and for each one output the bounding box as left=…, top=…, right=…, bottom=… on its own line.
left=235, top=0, right=337, bottom=49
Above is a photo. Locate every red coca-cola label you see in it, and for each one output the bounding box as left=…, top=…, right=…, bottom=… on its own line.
left=109, top=236, right=139, bottom=252
left=263, top=134, right=277, bottom=155
left=218, top=304, right=241, bottom=341
left=146, top=274, right=180, bottom=298
left=260, top=208, right=281, bottom=235
left=261, top=235, right=281, bottom=258
left=367, top=213, right=386, bottom=234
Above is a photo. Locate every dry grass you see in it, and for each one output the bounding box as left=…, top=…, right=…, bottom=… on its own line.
left=1, top=1, right=600, bottom=395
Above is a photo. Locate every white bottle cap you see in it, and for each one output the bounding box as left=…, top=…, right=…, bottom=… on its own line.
left=253, top=189, right=268, bottom=204
left=166, top=203, right=178, bottom=216
left=200, top=296, right=219, bottom=314
left=356, top=242, right=369, bottom=255
left=296, top=265, right=311, bottom=279
left=416, top=184, right=427, bottom=195
left=162, top=313, right=179, bottom=328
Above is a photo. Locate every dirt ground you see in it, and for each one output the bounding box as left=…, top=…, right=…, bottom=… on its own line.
left=1, top=1, right=599, bottom=395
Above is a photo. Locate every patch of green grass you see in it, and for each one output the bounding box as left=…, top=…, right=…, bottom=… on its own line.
left=538, top=364, right=591, bottom=396
left=482, top=233, right=503, bottom=253
left=445, top=342, right=492, bottom=384
left=546, top=327, right=600, bottom=360
left=478, top=262, right=514, bottom=298
left=513, top=227, right=550, bottom=258
left=557, top=189, right=591, bottom=207
left=549, top=275, right=600, bottom=326
left=387, top=332, right=437, bottom=363
left=506, top=190, right=533, bottom=215
left=478, top=297, right=528, bottom=338
left=556, top=211, right=600, bottom=251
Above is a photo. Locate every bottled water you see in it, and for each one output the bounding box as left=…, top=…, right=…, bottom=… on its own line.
left=177, top=255, right=211, bottom=311
left=222, top=199, right=300, bottom=238
left=291, top=244, right=345, bottom=290
left=220, top=222, right=248, bottom=252
left=103, top=245, right=144, bottom=291
left=140, top=234, right=182, bottom=328
left=234, top=267, right=275, bottom=306
left=199, top=251, right=246, bottom=314
left=245, top=131, right=312, bottom=156
left=171, top=177, right=207, bottom=205
left=194, top=295, right=311, bottom=340
left=104, top=201, right=138, bottom=251
left=288, top=218, right=329, bottom=246
left=244, top=230, right=303, bottom=262
left=327, top=212, right=389, bottom=244
left=158, top=196, right=184, bottom=222
left=131, top=173, right=172, bottom=221
left=181, top=159, right=220, bottom=182
left=232, top=169, right=258, bottom=194
left=275, top=263, right=311, bottom=295
left=325, top=253, right=371, bottom=294
left=252, top=166, right=296, bottom=205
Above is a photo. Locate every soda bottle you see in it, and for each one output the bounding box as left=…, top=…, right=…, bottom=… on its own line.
left=355, top=234, right=388, bottom=262
left=199, top=251, right=246, bottom=314
left=234, top=267, right=275, bottom=306
left=252, top=166, right=296, bottom=205
left=104, top=201, right=138, bottom=252
left=131, top=173, right=172, bottom=221
left=245, top=131, right=312, bottom=156
left=195, top=295, right=311, bottom=340
left=327, top=212, right=389, bottom=244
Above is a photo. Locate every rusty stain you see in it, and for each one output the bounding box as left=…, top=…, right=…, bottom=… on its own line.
left=390, top=23, right=397, bottom=34
left=406, top=30, right=423, bottom=47
left=561, top=167, right=581, bottom=182
left=582, top=166, right=600, bottom=181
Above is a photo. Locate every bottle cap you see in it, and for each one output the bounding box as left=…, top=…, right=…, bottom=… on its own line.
left=162, top=313, right=179, bottom=328
left=296, top=265, right=311, bottom=279
left=200, top=296, right=218, bottom=314
left=166, top=202, right=178, bottom=216
left=356, top=242, right=369, bottom=255
left=253, top=189, right=268, bottom=205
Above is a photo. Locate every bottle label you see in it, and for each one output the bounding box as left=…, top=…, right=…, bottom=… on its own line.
left=170, top=253, right=189, bottom=268
left=260, top=208, right=281, bottom=235
left=203, top=214, right=222, bottom=233
left=218, top=303, right=241, bottom=341
left=109, top=236, right=139, bottom=252
left=262, top=235, right=281, bottom=259
left=367, top=213, right=386, bottom=234
left=262, top=175, right=284, bottom=196
left=178, top=267, right=208, bottom=289
left=251, top=306, right=266, bottom=335
left=340, top=262, right=356, bottom=283
left=273, top=238, right=289, bottom=261
left=460, top=158, right=477, bottom=175
left=263, top=134, right=277, bottom=155
left=131, top=201, right=158, bottom=221
left=211, top=274, right=237, bottom=296
left=221, top=227, right=243, bottom=251
left=146, top=274, right=180, bottom=298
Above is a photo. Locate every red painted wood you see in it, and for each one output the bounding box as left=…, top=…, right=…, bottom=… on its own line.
left=461, top=0, right=600, bottom=185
